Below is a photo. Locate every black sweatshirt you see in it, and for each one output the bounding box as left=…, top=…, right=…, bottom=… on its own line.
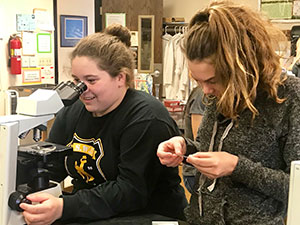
left=48, top=88, right=187, bottom=222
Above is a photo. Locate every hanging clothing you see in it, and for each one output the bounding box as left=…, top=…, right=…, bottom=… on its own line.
left=162, top=31, right=190, bottom=100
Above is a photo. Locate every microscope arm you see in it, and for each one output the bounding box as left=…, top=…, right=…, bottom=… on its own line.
left=0, top=114, right=54, bottom=136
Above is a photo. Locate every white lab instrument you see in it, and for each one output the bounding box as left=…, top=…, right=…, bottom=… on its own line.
left=0, top=81, right=86, bottom=225
left=287, top=160, right=300, bottom=225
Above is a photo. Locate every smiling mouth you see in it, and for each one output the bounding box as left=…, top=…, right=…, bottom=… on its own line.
left=81, top=96, right=95, bottom=101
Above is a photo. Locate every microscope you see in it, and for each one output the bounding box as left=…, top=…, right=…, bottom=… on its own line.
left=0, top=81, right=86, bottom=225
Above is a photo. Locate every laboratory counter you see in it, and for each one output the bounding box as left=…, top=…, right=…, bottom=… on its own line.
left=53, top=213, right=189, bottom=225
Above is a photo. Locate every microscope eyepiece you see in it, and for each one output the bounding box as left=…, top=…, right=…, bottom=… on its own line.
left=53, top=81, right=87, bottom=106
left=74, top=81, right=87, bottom=94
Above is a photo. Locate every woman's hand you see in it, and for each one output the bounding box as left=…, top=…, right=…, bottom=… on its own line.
left=157, top=136, right=186, bottom=167
left=20, top=193, right=63, bottom=225
left=186, top=152, right=238, bottom=179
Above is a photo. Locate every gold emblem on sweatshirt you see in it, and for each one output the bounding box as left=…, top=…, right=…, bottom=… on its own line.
left=67, top=133, right=107, bottom=182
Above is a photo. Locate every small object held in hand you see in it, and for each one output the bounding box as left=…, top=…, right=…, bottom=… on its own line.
left=178, top=154, right=189, bottom=164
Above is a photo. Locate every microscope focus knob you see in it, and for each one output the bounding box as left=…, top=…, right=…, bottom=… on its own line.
left=8, top=191, right=32, bottom=212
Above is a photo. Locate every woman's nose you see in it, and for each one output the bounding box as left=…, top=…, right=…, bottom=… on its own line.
left=202, top=84, right=214, bottom=95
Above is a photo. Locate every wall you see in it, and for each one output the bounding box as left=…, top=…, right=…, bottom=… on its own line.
left=102, top=0, right=163, bottom=64
left=0, top=0, right=295, bottom=116
left=163, top=0, right=298, bottom=30
left=56, top=0, right=95, bottom=82
left=163, top=0, right=259, bottom=22
left=0, top=0, right=95, bottom=116
left=0, top=0, right=54, bottom=116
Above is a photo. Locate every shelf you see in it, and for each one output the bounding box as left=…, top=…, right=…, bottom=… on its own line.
left=163, top=22, right=188, bottom=25
left=271, top=19, right=300, bottom=24
left=270, top=19, right=300, bottom=30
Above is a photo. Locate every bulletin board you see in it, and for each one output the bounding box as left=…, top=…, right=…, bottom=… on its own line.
left=14, top=8, right=55, bottom=86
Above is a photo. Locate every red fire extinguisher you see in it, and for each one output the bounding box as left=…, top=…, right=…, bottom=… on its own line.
left=8, top=35, right=22, bottom=75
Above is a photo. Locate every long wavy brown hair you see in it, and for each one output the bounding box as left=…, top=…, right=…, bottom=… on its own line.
left=182, top=1, right=287, bottom=120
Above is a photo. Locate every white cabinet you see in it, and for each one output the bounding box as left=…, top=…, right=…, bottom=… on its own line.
left=287, top=161, right=300, bottom=225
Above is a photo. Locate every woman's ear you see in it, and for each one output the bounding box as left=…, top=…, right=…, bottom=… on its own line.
left=118, top=72, right=126, bottom=81
left=116, top=72, right=127, bottom=87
